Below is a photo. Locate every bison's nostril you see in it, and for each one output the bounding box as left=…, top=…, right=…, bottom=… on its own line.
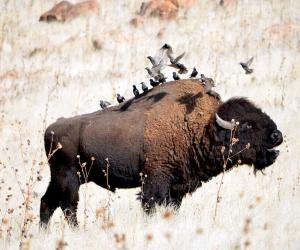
left=270, top=130, right=282, bottom=143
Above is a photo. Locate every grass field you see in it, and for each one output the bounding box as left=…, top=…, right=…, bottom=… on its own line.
left=0, top=0, right=300, bottom=249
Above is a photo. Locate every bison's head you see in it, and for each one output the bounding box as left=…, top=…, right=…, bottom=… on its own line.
left=214, top=98, right=283, bottom=172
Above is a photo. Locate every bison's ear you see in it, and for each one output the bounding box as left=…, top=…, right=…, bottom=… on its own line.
left=239, top=122, right=252, bottom=132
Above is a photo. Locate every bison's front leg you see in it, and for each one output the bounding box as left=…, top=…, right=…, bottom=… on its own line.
left=141, top=172, right=172, bottom=213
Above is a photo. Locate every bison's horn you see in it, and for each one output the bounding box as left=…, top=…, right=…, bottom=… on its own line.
left=215, top=113, right=235, bottom=130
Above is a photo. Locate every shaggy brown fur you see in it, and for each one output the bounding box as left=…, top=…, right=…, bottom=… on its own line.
left=40, top=79, right=282, bottom=227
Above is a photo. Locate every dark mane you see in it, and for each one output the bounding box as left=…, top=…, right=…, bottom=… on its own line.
left=217, top=97, right=262, bottom=121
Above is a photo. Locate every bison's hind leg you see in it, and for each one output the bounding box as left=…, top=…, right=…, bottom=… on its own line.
left=40, top=168, right=80, bottom=229
left=40, top=181, right=60, bottom=229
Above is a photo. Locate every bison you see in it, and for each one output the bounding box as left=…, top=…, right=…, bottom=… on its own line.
left=40, top=80, right=283, bottom=227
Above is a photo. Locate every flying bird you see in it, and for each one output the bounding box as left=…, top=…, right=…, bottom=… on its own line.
left=147, top=56, right=156, bottom=66
left=240, top=57, right=254, bottom=74
left=169, top=62, right=188, bottom=74
left=168, top=51, right=185, bottom=65
left=99, top=100, right=111, bottom=109
left=146, top=44, right=171, bottom=77
left=133, top=85, right=139, bottom=97
left=117, top=94, right=125, bottom=103
left=145, top=67, right=155, bottom=77
left=190, top=67, right=198, bottom=78
left=149, top=79, right=160, bottom=87
left=140, top=82, right=149, bottom=92
left=161, top=43, right=172, bottom=51
left=173, top=72, right=180, bottom=80
left=165, top=46, right=187, bottom=74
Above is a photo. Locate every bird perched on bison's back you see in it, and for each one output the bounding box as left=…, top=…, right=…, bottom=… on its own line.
left=117, top=94, right=125, bottom=103
left=133, top=85, right=139, bottom=97
left=150, top=79, right=160, bottom=87
left=200, top=74, right=215, bottom=87
left=240, top=57, right=254, bottom=74
left=190, top=67, right=198, bottom=78
left=173, top=72, right=180, bottom=80
left=140, top=82, right=149, bottom=92
left=199, top=74, right=219, bottom=99
left=99, top=100, right=111, bottom=109
left=41, top=79, right=283, bottom=227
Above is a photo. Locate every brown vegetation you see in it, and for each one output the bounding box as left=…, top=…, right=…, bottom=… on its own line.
left=39, top=0, right=99, bottom=22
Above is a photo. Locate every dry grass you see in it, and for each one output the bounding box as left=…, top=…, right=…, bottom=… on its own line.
left=0, top=0, right=300, bottom=249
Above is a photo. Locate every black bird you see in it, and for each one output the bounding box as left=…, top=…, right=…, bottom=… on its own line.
left=240, top=57, right=254, bottom=74
left=99, top=100, right=111, bottom=109
left=173, top=72, right=180, bottom=80
left=140, top=82, right=149, bottom=92
left=149, top=79, right=160, bottom=87
left=190, top=67, right=198, bottom=78
left=117, top=94, right=125, bottom=103
left=133, top=85, right=139, bottom=97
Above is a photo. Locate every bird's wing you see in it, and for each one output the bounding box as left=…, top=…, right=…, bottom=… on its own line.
left=168, top=64, right=179, bottom=69
left=239, top=62, right=247, bottom=68
left=246, top=56, right=254, bottom=66
left=147, top=56, right=156, bottom=66
left=153, top=46, right=170, bottom=66
left=152, top=61, right=166, bottom=73
left=166, top=50, right=175, bottom=63
left=178, top=68, right=188, bottom=74
left=174, top=52, right=185, bottom=63
left=145, top=67, right=154, bottom=77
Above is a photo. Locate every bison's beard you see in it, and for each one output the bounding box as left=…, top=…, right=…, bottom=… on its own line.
left=254, top=148, right=280, bottom=173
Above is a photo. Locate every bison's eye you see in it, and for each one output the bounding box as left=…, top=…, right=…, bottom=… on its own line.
left=240, top=122, right=252, bottom=132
